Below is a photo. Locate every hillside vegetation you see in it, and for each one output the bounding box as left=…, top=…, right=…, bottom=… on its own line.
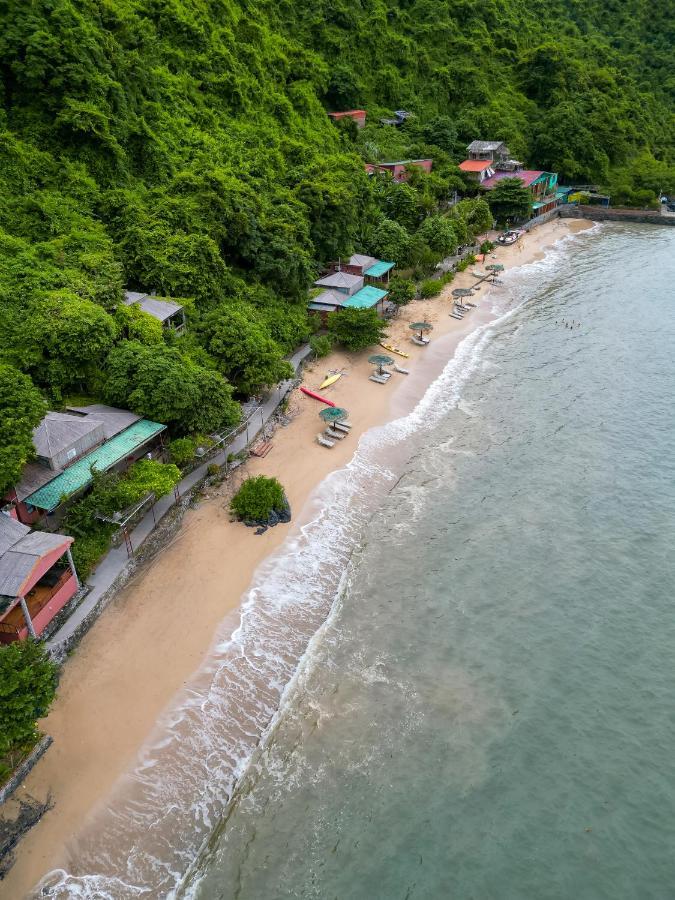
left=0, top=0, right=673, bottom=487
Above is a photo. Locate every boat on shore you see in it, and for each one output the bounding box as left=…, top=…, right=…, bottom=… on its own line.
left=497, top=230, right=523, bottom=245
left=380, top=342, right=410, bottom=358
left=300, top=386, right=336, bottom=406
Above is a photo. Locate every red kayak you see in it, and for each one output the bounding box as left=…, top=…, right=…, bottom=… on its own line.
left=300, top=387, right=336, bottom=407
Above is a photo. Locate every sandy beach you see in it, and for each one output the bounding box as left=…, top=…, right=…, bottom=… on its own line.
left=0, top=217, right=590, bottom=898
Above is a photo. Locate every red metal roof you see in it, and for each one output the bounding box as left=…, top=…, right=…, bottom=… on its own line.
left=459, top=160, right=493, bottom=172
left=481, top=170, right=545, bottom=189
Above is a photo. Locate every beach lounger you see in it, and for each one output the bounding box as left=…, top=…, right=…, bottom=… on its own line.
left=316, top=434, right=335, bottom=448
left=465, top=301, right=477, bottom=308
left=394, top=364, right=410, bottom=375
left=333, top=422, right=352, bottom=434
left=411, top=336, right=429, bottom=346
left=325, top=427, right=346, bottom=439
left=369, top=374, right=389, bottom=384
left=450, top=313, right=464, bottom=320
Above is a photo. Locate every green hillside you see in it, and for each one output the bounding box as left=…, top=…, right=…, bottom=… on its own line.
left=0, top=0, right=673, bottom=487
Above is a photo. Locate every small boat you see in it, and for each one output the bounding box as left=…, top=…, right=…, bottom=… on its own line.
left=300, top=387, right=336, bottom=407
left=497, top=230, right=521, bottom=245
left=320, top=373, right=342, bottom=389
left=380, top=342, right=410, bottom=359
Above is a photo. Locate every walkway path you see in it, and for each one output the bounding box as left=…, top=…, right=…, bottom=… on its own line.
left=47, top=343, right=313, bottom=655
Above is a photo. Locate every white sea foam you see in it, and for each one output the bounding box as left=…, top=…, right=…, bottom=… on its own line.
left=32, top=223, right=602, bottom=900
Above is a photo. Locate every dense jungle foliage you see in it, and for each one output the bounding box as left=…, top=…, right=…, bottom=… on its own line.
left=0, top=0, right=673, bottom=492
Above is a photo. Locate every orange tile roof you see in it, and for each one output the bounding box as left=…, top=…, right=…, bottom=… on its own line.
left=459, top=159, right=493, bottom=172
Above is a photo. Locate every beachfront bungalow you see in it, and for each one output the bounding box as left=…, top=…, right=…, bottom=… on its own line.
left=123, top=291, right=186, bottom=334
left=308, top=270, right=389, bottom=324
left=331, top=254, right=395, bottom=284
left=4, top=406, right=166, bottom=527
left=365, top=159, right=433, bottom=182
left=327, top=110, right=367, bottom=129
left=459, top=159, right=495, bottom=184
left=0, top=514, right=79, bottom=643
left=480, top=170, right=560, bottom=218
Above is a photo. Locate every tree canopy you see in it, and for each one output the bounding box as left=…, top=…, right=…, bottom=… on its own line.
left=0, top=365, right=45, bottom=496
left=0, top=640, right=58, bottom=757
left=0, top=0, right=671, bottom=440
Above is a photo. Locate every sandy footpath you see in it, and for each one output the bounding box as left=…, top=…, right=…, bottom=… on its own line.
left=0, top=217, right=590, bottom=897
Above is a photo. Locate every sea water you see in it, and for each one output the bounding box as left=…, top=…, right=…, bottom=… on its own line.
left=35, top=224, right=675, bottom=899
left=186, top=224, right=675, bottom=900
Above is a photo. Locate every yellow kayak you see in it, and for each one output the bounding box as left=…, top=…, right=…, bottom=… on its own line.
left=380, top=342, right=410, bottom=359
left=320, top=373, right=342, bottom=389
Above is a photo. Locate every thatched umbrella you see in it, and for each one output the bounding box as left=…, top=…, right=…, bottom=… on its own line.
left=368, top=354, right=394, bottom=375
left=485, top=263, right=504, bottom=281
left=409, top=322, right=433, bottom=341
left=452, top=288, right=473, bottom=299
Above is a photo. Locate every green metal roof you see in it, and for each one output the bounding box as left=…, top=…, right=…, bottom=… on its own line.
left=365, top=260, right=395, bottom=278
left=25, top=419, right=166, bottom=512
left=342, top=286, right=389, bottom=309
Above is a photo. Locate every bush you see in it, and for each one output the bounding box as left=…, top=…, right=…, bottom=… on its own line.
left=70, top=527, right=113, bottom=580
left=207, top=463, right=220, bottom=477
left=387, top=277, right=416, bottom=307
left=480, top=240, right=494, bottom=254
left=0, top=640, right=59, bottom=757
left=231, top=475, right=285, bottom=522
left=169, top=436, right=197, bottom=467
left=310, top=334, right=333, bottom=358
left=327, top=308, right=387, bottom=352
left=419, top=279, right=443, bottom=299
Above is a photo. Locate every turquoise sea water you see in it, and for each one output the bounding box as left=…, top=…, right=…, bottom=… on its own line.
left=188, top=224, right=675, bottom=900
left=33, top=224, right=675, bottom=900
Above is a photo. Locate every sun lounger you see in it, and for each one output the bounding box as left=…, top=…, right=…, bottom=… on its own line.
left=411, top=336, right=428, bottom=346
left=394, top=364, right=410, bottom=375
left=370, top=374, right=389, bottom=384
left=316, top=434, right=335, bottom=448
left=333, top=422, right=352, bottom=434
left=325, top=427, right=346, bottom=439
left=450, top=313, right=464, bottom=320
left=465, top=301, right=477, bottom=308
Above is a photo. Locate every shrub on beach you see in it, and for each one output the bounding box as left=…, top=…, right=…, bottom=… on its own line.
left=480, top=240, right=494, bottom=254
left=310, top=334, right=333, bottom=358
left=419, top=279, right=443, bottom=299
left=231, top=475, right=286, bottom=523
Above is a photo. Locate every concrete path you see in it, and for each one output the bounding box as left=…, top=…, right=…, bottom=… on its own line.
left=47, top=344, right=313, bottom=653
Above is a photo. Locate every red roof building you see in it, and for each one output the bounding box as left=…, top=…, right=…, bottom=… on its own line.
left=328, top=110, right=367, bottom=128
left=0, top=514, right=80, bottom=643
left=364, top=159, right=433, bottom=182
left=459, top=159, right=495, bottom=183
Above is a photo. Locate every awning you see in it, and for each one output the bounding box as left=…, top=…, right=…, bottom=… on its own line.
left=365, top=260, right=395, bottom=278
left=25, top=419, right=166, bottom=512
left=342, top=286, right=388, bottom=309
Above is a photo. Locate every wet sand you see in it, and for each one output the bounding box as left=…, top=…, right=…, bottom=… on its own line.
left=0, top=218, right=590, bottom=898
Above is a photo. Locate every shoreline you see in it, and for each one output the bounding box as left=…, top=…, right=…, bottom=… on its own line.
left=0, top=217, right=592, bottom=898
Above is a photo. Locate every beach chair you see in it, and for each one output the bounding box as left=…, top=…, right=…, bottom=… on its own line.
left=316, top=434, right=335, bottom=448
left=333, top=422, right=352, bottom=433
left=394, top=364, right=410, bottom=375
left=369, top=374, right=389, bottom=384
left=411, top=336, right=428, bottom=347
left=450, top=313, right=464, bottom=320
left=325, top=427, right=346, bottom=440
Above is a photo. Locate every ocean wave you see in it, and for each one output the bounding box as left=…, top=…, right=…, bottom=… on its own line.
left=32, top=227, right=596, bottom=900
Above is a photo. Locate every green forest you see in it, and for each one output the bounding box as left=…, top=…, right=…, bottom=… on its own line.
left=1, top=0, right=673, bottom=494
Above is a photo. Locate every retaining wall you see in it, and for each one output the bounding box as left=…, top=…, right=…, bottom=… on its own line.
left=0, top=736, right=53, bottom=805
